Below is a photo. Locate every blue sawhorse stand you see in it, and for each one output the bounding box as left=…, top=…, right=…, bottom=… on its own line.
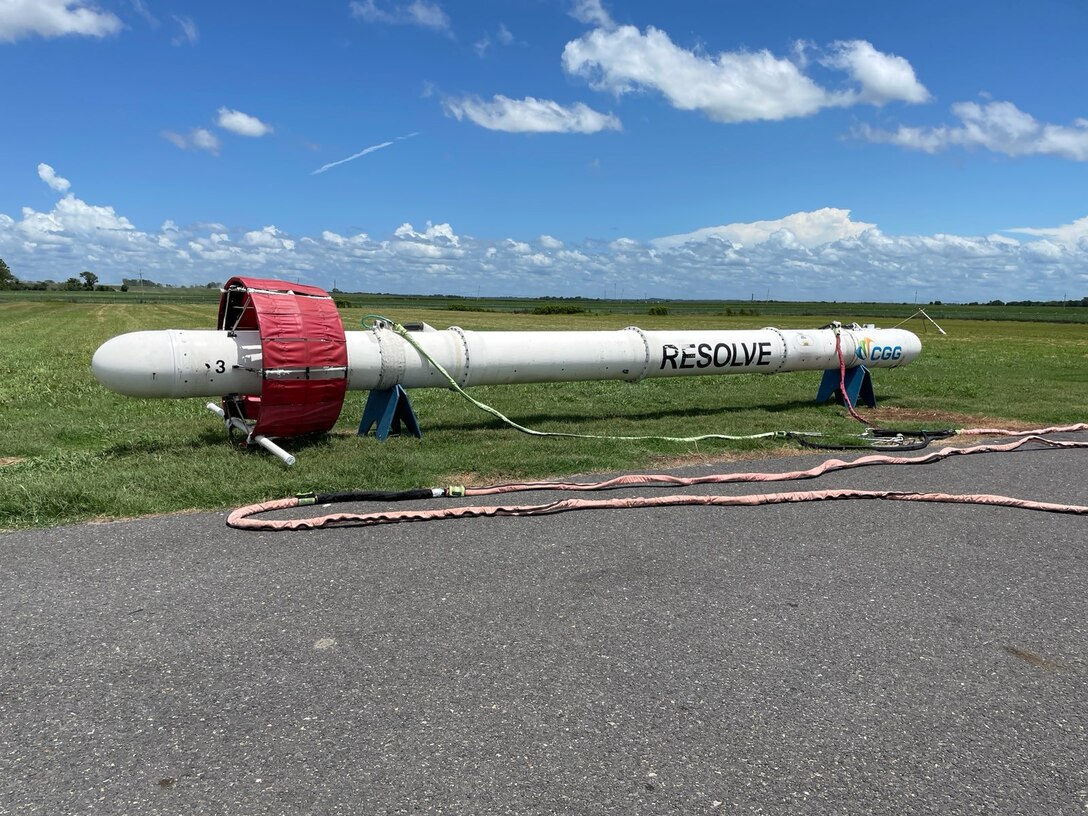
left=816, top=365, right=877, bottom=408
left=358, top=384, right=422, bottom=441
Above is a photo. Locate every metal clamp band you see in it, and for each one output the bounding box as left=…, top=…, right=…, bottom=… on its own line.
left=374, top=326, right=406, bottom=390
left=448, top=326, right=471, bottom=388
left=761, top=326, right=789, bottom=373
left=623, top=326, right=652, bottom=383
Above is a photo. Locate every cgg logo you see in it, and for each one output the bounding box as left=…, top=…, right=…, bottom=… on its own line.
left=856, top=337, right=902, bottom=361
left=869, top=345, right=903, bottom=361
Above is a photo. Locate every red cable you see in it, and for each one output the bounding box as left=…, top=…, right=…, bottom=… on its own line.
left=834, top=327, right=873, bottom=427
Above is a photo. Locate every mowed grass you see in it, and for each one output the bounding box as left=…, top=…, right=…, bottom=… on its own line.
left=1, top=300, right=1086, bottom=529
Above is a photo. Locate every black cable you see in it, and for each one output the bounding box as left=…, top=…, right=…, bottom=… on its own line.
left=788, top=430, right=949, bottom=452
left=305, top=488, right=438, bottom=505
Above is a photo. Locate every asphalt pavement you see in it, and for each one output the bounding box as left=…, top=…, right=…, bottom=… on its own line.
left=2, top=435, right=1086, bottom=815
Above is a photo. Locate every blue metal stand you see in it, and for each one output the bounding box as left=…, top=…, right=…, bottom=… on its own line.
left=358, top=385, right=422, bottom=441
left=816, top=365, right=877, bottom=408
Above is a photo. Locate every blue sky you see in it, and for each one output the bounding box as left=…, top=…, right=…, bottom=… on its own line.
left=1, top=0, right=1086, bottom=302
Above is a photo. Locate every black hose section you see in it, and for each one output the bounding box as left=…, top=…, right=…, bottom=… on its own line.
left=870, top=427, right=956, bottom=440
left=789, top=432, right=935, bottom=452
left=307, top=488, right=437, bottom=505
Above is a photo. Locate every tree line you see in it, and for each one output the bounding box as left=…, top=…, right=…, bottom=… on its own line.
left=0, top=258, right=218, bottom=292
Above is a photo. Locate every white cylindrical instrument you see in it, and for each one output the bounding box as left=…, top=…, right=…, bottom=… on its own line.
left=92, top=324, right=921, bottom=399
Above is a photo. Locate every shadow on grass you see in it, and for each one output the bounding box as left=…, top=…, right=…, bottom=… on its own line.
left=102, top=427, right=338, bottom=458
left=419, top=397, right=824, bottom=433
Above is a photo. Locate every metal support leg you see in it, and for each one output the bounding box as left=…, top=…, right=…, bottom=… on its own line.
left=358, top=385, right=422, bottom=441
left=816, top=365, right=876, bottom=408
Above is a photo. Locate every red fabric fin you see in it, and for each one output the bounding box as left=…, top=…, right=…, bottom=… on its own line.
left=216, top=277, right=348, bottom=438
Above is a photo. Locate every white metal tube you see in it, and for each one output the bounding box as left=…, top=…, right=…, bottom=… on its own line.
left=251, top=435, right=297, bottom=466
left=205, top=402, right=297, bottom=465
left=96, top=325, right=921, bottom=399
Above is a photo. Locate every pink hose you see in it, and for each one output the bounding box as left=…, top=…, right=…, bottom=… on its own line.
left=228, top=432, right=1088, bottom=531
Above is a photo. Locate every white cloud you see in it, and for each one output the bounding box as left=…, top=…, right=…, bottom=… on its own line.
left=0, top=0, right=122, bottom=42
left=821, top=40, right=930, bottom=105
left=654, top=208, right=875, bottom=250
left=161, top=131, right=185, bottom=149
left=443, top=94, right=621, bottom=134
left=858, top=100, right=1088, bottom=161
left=472, top=24, right=513, bottom=58
left=394, top=221, right=460, bottom=246
left=349, top=0, right=450, bottom=32
left=562, top=27, right=928, bottom=123
left=1006, top=215, right=1088, bottom=247
left=50, top=194, right=137, bottom=236
left=191, top=128, right=220, bottom=154
left=129, top=0, right=157, bottom=27
left=2, top=173, right=1085, bottom=303
left=37, top=163, right=71, bottom=193
left=171, top=14, right=198, bottom=46
left=387, top=221, right=465, bottom=262
left=216, top=107, right=274, bottom=137
left=570, top=0, right=614, bottom=29
left=242, top=225, right=295, bottom=251
left=162, top=128, right=220, bottom=155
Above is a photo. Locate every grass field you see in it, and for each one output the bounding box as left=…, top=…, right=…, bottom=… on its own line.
left=3, top=286, right=1087, bottom=323
left=2, top=298, right=1086, bottom=530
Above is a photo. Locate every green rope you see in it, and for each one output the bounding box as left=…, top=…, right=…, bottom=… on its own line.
left=364, top=314, right=787, bottom=444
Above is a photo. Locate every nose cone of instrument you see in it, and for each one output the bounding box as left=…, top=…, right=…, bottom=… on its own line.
left=893, top=329, right=923, bottom=366
left=92, top=331, right=177, bottom=397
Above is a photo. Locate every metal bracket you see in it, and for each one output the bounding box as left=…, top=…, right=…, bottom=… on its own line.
left=816, top=365, right=876, bottom=408
left=358, top=385, right=422, bottom=441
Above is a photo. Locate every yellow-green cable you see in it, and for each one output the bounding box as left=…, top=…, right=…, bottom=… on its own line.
left=365, top=314, right=787, bottom=444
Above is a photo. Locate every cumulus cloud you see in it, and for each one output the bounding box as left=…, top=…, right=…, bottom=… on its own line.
left=443, top=94, right=621, bottom=133
left=562, top=27, right=928, bottom=123
left=349, top=0, right=450, bottom=32
left=1006, top=215, right=1088, bottom=246
left=216, top=107, right=274, bottom=137
left=858, top=100, right=1088, bottom=161
left=0, top=0, right=122, bottom=42
left=821, top=40, right=930, bottom=105
left=37, top=163, right=71, bottom=193
left=241, top=225, right=295, bottom=251
left=654, top=208, right=876, bottom=250
left=2, top=171, right=1085, bottom=303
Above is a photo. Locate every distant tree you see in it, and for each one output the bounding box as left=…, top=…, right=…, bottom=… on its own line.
left=0, top=256, right=14, bottom=288
left=120, top=283, right=129, bottom=292
left=64, top=277, right=82, bottom=290
left=80, top=270, right=99, bottom=290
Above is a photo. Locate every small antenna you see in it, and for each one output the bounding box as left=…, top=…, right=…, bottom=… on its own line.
left=893, top=308, right=948, bottom=335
